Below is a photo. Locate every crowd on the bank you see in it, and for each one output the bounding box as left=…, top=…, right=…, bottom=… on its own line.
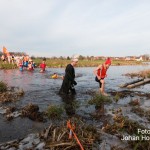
left=0, top=54, right=46, bottom=72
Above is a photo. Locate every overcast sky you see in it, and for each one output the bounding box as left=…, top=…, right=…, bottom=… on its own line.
left=0, top=0, right=150, bottom=57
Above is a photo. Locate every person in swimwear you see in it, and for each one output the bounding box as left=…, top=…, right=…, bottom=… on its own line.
left=23, top=55, right=29, bottom=68
left=27, top=59, right=34, bottom=71
left=40, top=58, right=46, bottom=73
left=93, top=57, right=111, bottom=96
left=51, top=73, right=64, bottom=79
left=19, top=58, right=23, bottom=71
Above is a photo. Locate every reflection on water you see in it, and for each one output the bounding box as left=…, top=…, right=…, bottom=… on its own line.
left=60, top=94, right=76, bottom=116
left=0, top=65, right=150, bottom=143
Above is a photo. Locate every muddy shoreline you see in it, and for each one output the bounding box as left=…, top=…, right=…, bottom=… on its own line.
left=0, top=86, right=150, bottom=149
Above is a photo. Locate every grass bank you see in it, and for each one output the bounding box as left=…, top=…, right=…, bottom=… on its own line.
left=33, top=58, right=143, bottom=68
left=0, top=62, right=17, bottom=69
left=0, top=59, right=144, bottom=69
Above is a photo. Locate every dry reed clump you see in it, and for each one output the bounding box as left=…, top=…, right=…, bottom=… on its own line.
left=0, top=81, right=24, bottom=103
left=40, top=118, right=101, bottom=150
left=102, top=113, right=150, bottom=150
left=4, top=106, right=17, bottom=121
left=109, top=90, right=134, bottom=99
left=103, top=105, right=146, bottom=135
left=131, top=106, right=150, bottom=121
left=124, top=72, right=139, bottom=78
left=124, top=69, right=150, bottom=78
left=6, top=106, right=16, bottom=114
left=21, top=103, right=45, bottom=122
left=0, top=81, right=7, bottom=92
left=110, top=90, right=150, bottom=100
left=129, top=99, right=140, bottom=106
left=0, top=92, right=20, bottom=103
left=103, top=114, right=145, bottom=135
left=139, top=69, right=150, bottom=78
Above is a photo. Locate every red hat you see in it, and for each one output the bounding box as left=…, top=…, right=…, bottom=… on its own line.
left=105, top=58, right=111, bottom=65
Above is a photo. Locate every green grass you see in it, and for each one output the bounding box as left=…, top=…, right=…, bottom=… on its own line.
left=88, top=94, right=112, bottom=107
left=0, top=63, right=17, bottom=69
left=0, top=59, right=143, bottom=69
left=114, top=93, right=120, bottom=103
left=32, top=58, right=143, bottom=68
left=46, top=105, right=64, bottom=119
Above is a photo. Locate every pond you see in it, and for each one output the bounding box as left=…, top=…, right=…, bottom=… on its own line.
left=0, top=65, right=150, bottom=143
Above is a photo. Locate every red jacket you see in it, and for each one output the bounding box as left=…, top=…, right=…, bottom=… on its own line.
left=40, top=63, right=46, bottom=69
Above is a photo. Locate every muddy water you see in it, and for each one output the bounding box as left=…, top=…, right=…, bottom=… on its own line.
left=0, top=65, right=150, bottom=143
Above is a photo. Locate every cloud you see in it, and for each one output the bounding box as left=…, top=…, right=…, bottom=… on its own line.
left=0, top=0, right=150, bottom=57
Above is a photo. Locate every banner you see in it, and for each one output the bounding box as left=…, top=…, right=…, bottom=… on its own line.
left=2, top=46, right=10, bottom=56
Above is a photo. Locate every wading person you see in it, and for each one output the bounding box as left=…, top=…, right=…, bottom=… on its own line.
left=19, top=58, right=23, bottom=71
left=27, top=59, right=34, bottom=71
left=59, top=56, right=78, bottom=95
left=94, top=57, right=111, bottom=96
left=40, top=58, right=46, bottom=73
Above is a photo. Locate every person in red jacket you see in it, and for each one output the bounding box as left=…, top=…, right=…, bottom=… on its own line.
left=40, top=58, right=46, bottom=73
left=93, top=57, right=111, bottom=96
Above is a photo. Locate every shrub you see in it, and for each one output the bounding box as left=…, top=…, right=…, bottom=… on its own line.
left=88, top=94, right=111, bottom=107
left=47, top=105, right=64, bottom=119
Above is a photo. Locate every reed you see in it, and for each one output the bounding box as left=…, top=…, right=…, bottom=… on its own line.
left=0, top=81, right=7, bottom=92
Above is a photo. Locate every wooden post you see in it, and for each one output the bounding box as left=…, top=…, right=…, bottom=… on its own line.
left=119, top=78, right=144, bottom=88
left=127, top=79, right=150, bottom=88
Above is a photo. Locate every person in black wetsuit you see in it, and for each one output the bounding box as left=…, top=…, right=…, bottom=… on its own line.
left=59, top=57, right=78, bottom=95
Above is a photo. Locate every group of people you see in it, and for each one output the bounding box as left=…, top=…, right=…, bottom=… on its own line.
left=1, top=54, right=15, bottom=64
left=1, top=53, right=111, bottom=95
left=18, top=57, right=47, bottom=72
left=1, top=54, right=32, bottom=67
left=0, top=53, right=48, bottom=73
left=18, top=58, right=35, bottom=71
left=59, top=56, right=111, bottom=96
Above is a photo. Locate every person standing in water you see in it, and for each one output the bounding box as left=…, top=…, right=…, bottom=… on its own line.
left=19, top=58, right=23, bottom=71
left=94, top=57, right=111, bottom=96
left=40, top=58, right=46, bottom=73
left=59, top=55, right=78, bottom=95
left=27, top=59, right=34, bottom=71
